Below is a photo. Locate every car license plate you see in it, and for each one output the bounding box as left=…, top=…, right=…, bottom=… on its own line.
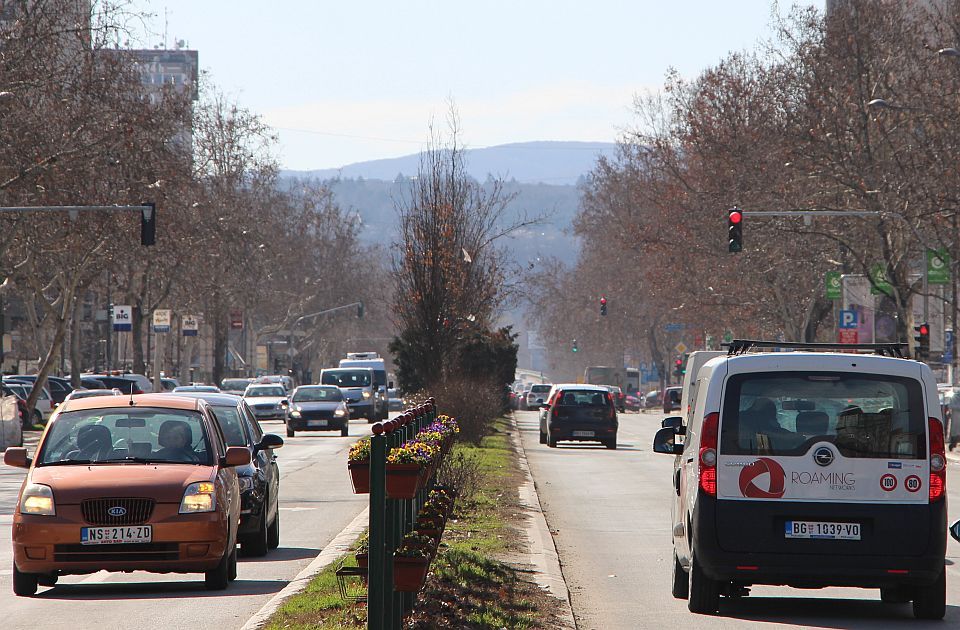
left=81, top=525, right=152, bottom=545
left=785, top=520, right=860, bottom=540
left=308, top=420, right=328, bottom=427
left=572, top=430, right=595, bottom=437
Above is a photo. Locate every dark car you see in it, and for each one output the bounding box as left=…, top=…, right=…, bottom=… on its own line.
left=662, top=386, right=681, bottom=413
left=170, top=392, right=283, bottom=556
left=5, top=375, right=74, bottom=406
left=603, top=385, right=627, bottom=413
left=79, top=377, right=107, bottom=390
left=286, top=385, right=350, bottom=437
left=85, top=373, right=153, bottom=394
left=539, top=385, right=618, bottom=449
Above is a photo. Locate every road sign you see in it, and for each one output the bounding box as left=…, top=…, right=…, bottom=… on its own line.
left=838, top=309, right=858, bottom=329
left=825, top=271, right=841, bottom=300
left=674, top=342, right=687, bottom=354
left=665, top=323, right=683, bottom=332
left=869, top=263, right=893, bottom=296
left=152, top=309, right=171, bottom=333
left=927, top=249, right=950, bottom=285
left=723, top=330, right=733, bottom=344
left=230, top=310, right=244, bottom=330
left=182, top=315, right=199, bottom=337
left=838, top=329, right=859, bottom=344
left=944, top=329, right=954, bottom=364
left=112, top=305, right=132, bottom=331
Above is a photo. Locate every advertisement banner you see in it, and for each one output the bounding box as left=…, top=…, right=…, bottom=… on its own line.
left=927, top=249, right=950, bottom=285
left=230, top=310, right=244, bottom=330
left=112, top=305, right=132, bottom=331
left=825, top=271, right=841, bottom=300
left=152, top=309, right=172, bottom=333
left=182, top=315, right=199, bottom=337
left=869, top=264, right=893, bottom=296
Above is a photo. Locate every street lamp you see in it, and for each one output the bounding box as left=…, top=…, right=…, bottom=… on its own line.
left=937, top=47, right=960, bottom=58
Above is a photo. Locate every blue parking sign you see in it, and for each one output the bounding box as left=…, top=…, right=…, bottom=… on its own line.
left=838, top=310, right=858, bottom=329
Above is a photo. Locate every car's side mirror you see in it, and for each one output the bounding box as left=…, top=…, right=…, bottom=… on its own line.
left=3, top=447, right=31, bottom=468
left=951, top=520, right=960, bottom=542
left=653, top=427, right=683, bottom=455
left=223, top=446, right=252, bottom=467
left=256, top=433, right=284, bottom=451
left=540, top=405, right=550, bottom=411
left=280, top=399, right=288, bottom=407
left=388, top=381, right=394, bottom=389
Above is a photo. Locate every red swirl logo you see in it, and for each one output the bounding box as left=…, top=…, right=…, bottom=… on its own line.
left=738, top=458, right=786, bottom=499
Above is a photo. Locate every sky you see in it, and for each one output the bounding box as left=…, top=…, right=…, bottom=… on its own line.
left=129, top=1, right=822, bottom=171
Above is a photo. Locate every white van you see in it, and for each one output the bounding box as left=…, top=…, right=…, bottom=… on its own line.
left=320, top=367, right=379, bottom=422
left=338, top=353, right=389, bottom=421
left=653, top=341, right=948, bottom=619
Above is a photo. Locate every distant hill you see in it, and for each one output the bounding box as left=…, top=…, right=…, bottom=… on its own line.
left=282, top=141, right=616, bottom=186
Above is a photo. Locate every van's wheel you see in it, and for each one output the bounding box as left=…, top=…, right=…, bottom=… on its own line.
left=672, top=551, right=689, bottom=599
left=204, top=545, right=232, bottom=590
left=880, top=585, right=911, bottom=603
left=13, top=565, right=38, bottom=596
left=286, top=427, right=294, bottom=438
left=341, top=425, right=349, bottom=437
left=912, top=569, right=945, bottom=619
left=687, top=554, right=720, bottom=614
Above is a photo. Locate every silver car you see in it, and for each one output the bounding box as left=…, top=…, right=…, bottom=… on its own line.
left=243, top=384, right=289, bottom=420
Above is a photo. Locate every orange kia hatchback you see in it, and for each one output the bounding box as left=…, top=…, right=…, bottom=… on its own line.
left=3, top=394, right=251, bottom=595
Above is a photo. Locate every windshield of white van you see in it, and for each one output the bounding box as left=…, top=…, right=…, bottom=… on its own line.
left=321, top=370, right=371, bottom=387
left=719, top=372, right=925, bottom=459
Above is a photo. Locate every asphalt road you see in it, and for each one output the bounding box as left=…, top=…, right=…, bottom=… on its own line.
left=0, top=417, right=377, bottom=630
left=516, top=409, right=960, bottom=630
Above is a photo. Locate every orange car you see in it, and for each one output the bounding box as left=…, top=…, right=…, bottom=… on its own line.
left=3, top=394, right=251, bottom=596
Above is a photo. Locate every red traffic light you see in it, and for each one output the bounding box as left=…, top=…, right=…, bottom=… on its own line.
left=919, top=324, right=929, bottom=335
left=729, top=210, right=742, bottom=224
left=675, top=358, right=682, bottom=366
left=600, top=296, right=607, bottom=305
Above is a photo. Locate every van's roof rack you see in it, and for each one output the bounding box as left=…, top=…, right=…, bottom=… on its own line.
left=723, top=339, right=907, bottom=358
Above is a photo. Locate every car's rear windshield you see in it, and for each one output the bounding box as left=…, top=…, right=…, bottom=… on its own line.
left=530, top=385, right=551, bottom=393
left=293, top=387, right=342, bottom=402
left=222, top=379, right=251, bottom=390
left=37, top=408, right=212, bottom=465
left=245, top=387, right=285, bottom=397
left=719, top=371, right=926, bottom=459
left=557, top=390, right=610, bottom=406
left=321, top=370, right=371, bottom=387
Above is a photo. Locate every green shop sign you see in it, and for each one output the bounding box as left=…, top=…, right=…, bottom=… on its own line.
left=927, top=249, right=950, bottom=285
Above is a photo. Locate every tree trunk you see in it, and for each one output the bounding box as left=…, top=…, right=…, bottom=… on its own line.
left=69, top=292, right=82, bottom=385
left=132, top=301, right=145, bottom=374
left=213, top=310, right=227, bottom=385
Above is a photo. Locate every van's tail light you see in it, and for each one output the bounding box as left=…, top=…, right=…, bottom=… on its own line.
left=699, top=412, right=720, bottom=496
left=928, top=417, right=946, bottom=502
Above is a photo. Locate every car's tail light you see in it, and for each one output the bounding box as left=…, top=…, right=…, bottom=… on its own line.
left=929, top=417, right=946, bottom=502
left=132, top=388, right=143, bottom=394
left=699, top=412, right=720, bottom=496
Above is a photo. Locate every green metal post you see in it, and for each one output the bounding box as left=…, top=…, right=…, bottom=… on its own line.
left=367, top=425, right=387, bottom=630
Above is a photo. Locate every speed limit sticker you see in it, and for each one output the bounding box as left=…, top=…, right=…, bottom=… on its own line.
left=880, top=474, right=897, bottom=492
left=904, top=475, right=922, bottom=493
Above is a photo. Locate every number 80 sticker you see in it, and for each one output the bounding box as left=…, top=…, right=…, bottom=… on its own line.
left=904, top=475, right=922, bottom=493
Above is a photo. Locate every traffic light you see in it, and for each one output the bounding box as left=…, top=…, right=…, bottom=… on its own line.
left=572, top=339, right=579, bottom=353
left=140, top=202, right=156, bottom=246
left=728, top=207, right=742, bottom=253
left=357, top=301, right=365, bottom=319
left=674, top=356, right=683, bottom=377
left=914, top=323, right=930, bottom=359
left=600, top=296, right=608, bottom=317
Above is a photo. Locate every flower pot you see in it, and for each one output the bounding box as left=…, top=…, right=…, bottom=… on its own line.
left=393, top=555, right=430, bottom=592
left=348, top=460, right=370, bottom=494
left=386, top=463, right=425, bottom=499
left=415, top=527, right=441, bottom=541
left=355, top=552, right=368, bottom=569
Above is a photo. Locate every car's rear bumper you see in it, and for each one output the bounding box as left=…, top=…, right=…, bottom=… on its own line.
left=346, top=402, right=373, bottom=418
left=13, top=510, right=230, bottom=575
left=251, top=409, right=286, bottom=420
left=287, top=417, right=347, bottom=431
left=548, top=421, right=617, bottom=442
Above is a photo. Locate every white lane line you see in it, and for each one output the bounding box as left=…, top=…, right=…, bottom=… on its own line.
left=0, top=514, right=12, bottom=524
left=278, top=507, right=317, bottom=512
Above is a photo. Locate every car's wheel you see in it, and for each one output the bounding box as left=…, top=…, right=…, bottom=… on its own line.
left=267, top=508, right=280, bottom=550
left=341, top=424, right=349, bottom=437
left=204, top=545, right=232, bottom=590
left=605, top=438, right=617, bottom=450
left=227, top=544, right=238, bottom=581
left=286, top=427, right=295, bottom=438
left=672, top=551, right=689, bottom=600
left=912, top=569, right=945, bottom=619
left=547, top=432, right=557, bottom=448
left=242, top=506, right=269, bottom=557
left=37, top=574, right=58, bottom=588
left=13, top=565, right=38, bottom=596
left=880, top=585, right=911, bottom=603
left=687, top=554, right=720, bottom=614
left=32, top=409, right=42, bottom=426
left=538, top=429, right=546, bottom=444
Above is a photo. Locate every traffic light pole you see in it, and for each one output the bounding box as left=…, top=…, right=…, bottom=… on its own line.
left=0, top=204, right=157, bottom=245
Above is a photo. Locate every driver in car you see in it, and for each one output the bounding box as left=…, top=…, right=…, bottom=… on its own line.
left=155, top=420, right=197, bottom=462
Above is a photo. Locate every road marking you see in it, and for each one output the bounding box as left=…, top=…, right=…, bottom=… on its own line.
left=0, top=515, right=12, bottom=524
left=278, top=507, right=317, bottom=512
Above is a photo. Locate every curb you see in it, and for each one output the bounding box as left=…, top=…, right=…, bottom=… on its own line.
left=240, top=506, right=369, bottom=630
left=506, top=413, right=577, bottom=629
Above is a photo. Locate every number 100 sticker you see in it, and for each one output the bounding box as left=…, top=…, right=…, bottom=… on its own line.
left=880, top=474, right=897, bottom=492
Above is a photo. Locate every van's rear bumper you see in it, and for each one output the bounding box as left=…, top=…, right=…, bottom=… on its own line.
left=691, top=496, right=947, bottom=588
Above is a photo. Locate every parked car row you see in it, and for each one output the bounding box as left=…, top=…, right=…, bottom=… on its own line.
left=3, top=386, right=286, bottom=596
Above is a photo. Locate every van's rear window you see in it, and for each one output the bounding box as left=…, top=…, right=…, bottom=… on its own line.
left=719, top=372, right=926, bottom=459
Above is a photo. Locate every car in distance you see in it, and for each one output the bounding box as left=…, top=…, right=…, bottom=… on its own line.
left=83, top=373, right=154, bottom=394
left=652, top=344, right=948, bottom=618
left=5, top=375, right=74, bottom=406
left=172, top=385, right=221, bottom=393
left=319, top=367, right=378, bottom=422
left=526, top=384, right=552, bottom=410
left=3, top=393, right=251, bottom=595
left=540, top=384, right=618, bottom=449
left=387, top=388, right=404, bottom=412
left=662, top=386, right=681, bottom=413
left=62, top=388, right=123, bottom=402
left=171, top=392, right=282, bottom=556
left=220, top=378, right=254, bottom=396
left=2, top=380, right=53, bottom=425
left=243, top=384, right=289, bottom=421
left=285, top=385, right=350, bottom=437
left=602, top=385, right=626, bottom=413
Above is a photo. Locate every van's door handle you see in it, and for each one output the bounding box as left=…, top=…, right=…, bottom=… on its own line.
left=685, top=457, right=694, bottom=463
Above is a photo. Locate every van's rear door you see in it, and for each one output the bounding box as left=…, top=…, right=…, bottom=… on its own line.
left=714, top=369, right=932, bottom=557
